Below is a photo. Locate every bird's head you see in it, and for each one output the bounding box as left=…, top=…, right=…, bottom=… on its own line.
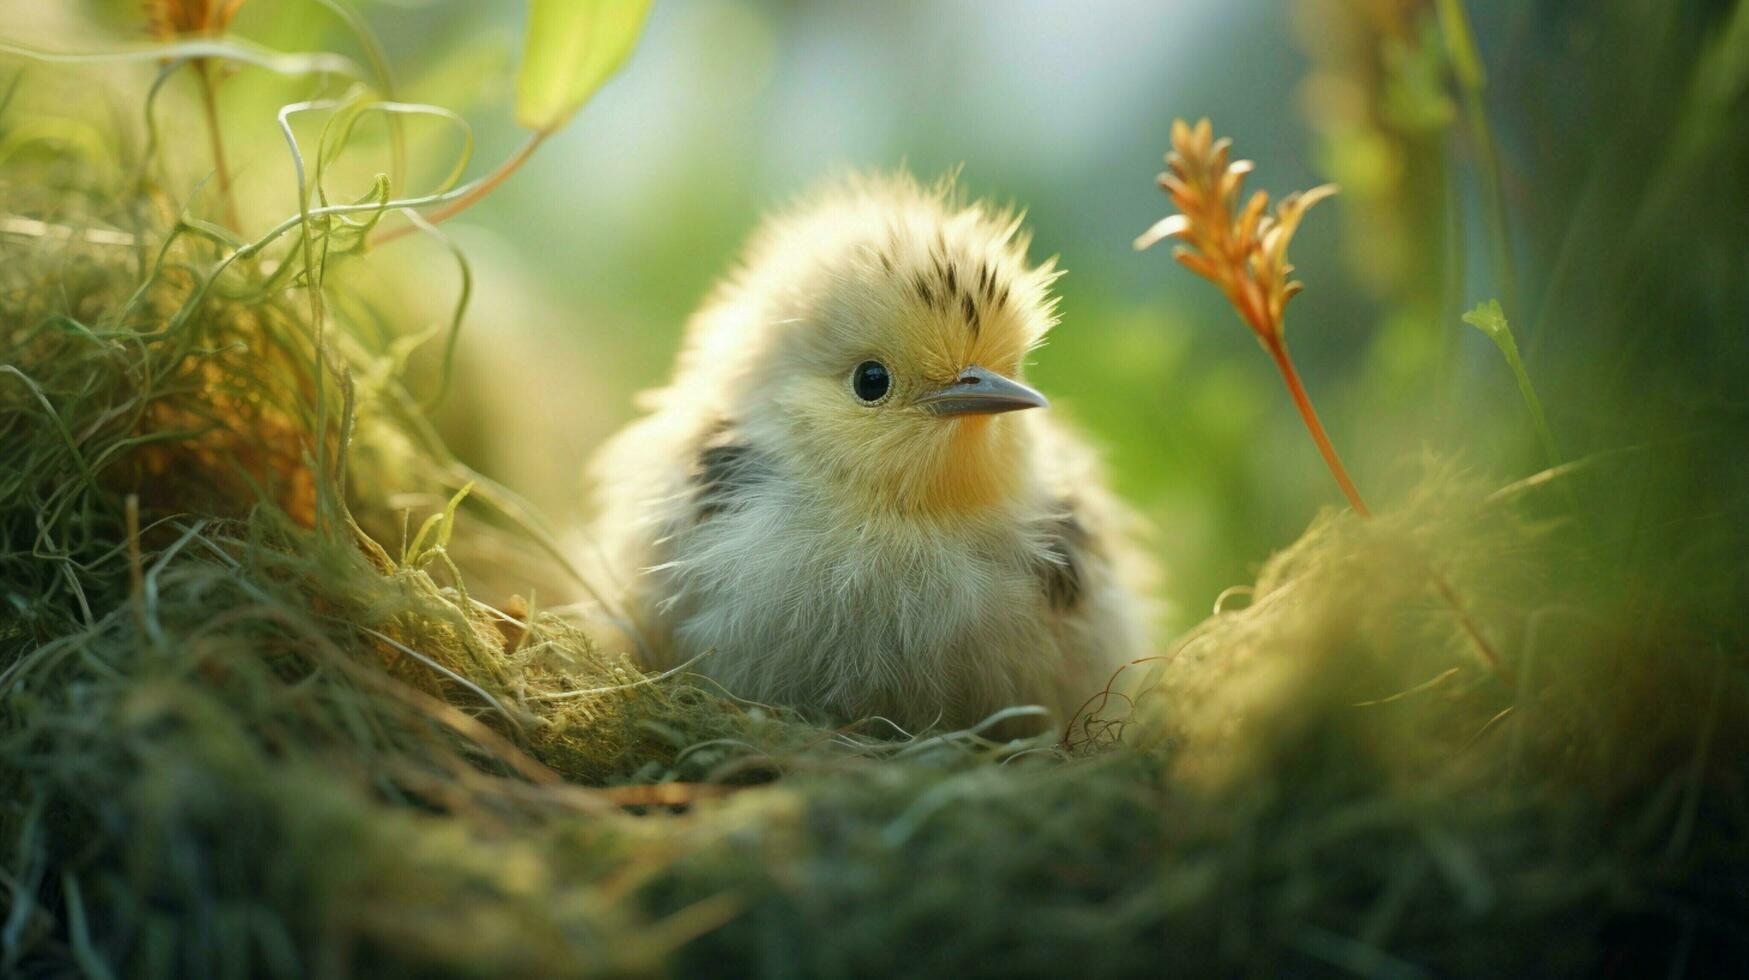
left=688, top=174, right=1063, bottom=518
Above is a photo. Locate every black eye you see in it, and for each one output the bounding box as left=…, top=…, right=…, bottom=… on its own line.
left=851, top=360, right=891, bottom=404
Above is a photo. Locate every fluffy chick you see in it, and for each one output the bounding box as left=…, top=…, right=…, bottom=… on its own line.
left=588, top=174, right=1152, bottom=733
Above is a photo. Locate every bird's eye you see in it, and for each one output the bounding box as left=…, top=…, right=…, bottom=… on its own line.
left=851, top=360, right=891, bottom=404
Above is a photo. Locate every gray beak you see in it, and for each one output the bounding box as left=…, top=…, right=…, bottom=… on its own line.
left=916, top=365, right=1050, bottom=417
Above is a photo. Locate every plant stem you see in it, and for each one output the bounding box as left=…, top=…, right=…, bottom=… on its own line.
left=1265, top=336, right=1509, bottom=679
left=1264, top=336, right=1371, bottom=517
left=1492, top=330, right=1562, bottom=471
left=1267, top=334, right=1517, bottom=679
left=194, top=59, right=241, bottom=234
left=372, top=131, right=548, bottom=247
left=1463, top=96, right=1518, bottom=324
left=1438, top=0, right=1519, bottom=322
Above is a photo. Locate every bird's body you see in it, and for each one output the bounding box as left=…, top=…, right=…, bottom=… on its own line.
left=588, top=175, right=1151, bottom=732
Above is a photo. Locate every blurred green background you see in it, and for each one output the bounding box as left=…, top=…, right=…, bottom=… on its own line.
left=13, top=0, right=1746, bottom=634
left=386, top=0, right=1376, bottom=630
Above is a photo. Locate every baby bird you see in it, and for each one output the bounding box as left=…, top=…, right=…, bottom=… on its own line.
left=588, top=174, right=1152, bottom=733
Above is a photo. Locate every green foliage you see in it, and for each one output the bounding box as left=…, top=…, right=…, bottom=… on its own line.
left=1434, top=0, right=1485, bottom=89
left=1459, top=297, right=1507, bottom=341
left=1465, top=300, right=1560, bottom=471
left=515, top=0, right=654, bottom=132
left=0, top=153, right=811, bottom=975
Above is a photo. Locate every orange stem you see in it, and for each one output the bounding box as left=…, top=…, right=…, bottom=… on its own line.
left=372, top=131, right=547, bottom=247
left=1262, top=335, right=1509, bottom=678
left=1263, top=336, right=1370, bottom=517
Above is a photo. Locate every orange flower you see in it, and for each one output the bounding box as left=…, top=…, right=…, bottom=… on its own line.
left=143, top=0, right=245, bottom=39
left=1135, top=118, right=1337, bottom=347
left=1133, top=119, right=1515, bottom=677
left=1137, top=118, right=1366, bottom=517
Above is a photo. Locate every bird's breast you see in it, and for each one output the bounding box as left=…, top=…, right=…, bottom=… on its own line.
left=650, top=484, right=1058, bottom=722
left=675, top=488, right=1035, bottom=630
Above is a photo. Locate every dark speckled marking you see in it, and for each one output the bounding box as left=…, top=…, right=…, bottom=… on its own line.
left=692, top=428, right=768, bottom=521
left=1036, top=509, right=1089, bottom=611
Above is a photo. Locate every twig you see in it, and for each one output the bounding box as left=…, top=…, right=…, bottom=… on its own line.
left=194, top=59, right=241, bottom=233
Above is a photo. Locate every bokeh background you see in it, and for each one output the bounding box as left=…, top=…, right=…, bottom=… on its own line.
left=13, top=0, right=1747, bottom=634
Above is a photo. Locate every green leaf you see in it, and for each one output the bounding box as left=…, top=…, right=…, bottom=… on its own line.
left=1461, top=299, right=1509, bottom=342
left=515, top=0, right=654, bottom=133
left=1463, top=299, right=1564, bottom=470
left=407, top=480, right=474, bottom=563
left=1434, top=0, right=1485, bottom=91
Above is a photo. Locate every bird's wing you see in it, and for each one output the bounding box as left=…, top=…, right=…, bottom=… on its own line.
left=1024, top=413, right=1159, bottom=622
left=1034, top=509, right=1090, bottom=612
left=688, top=421, right=773, bottom=523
